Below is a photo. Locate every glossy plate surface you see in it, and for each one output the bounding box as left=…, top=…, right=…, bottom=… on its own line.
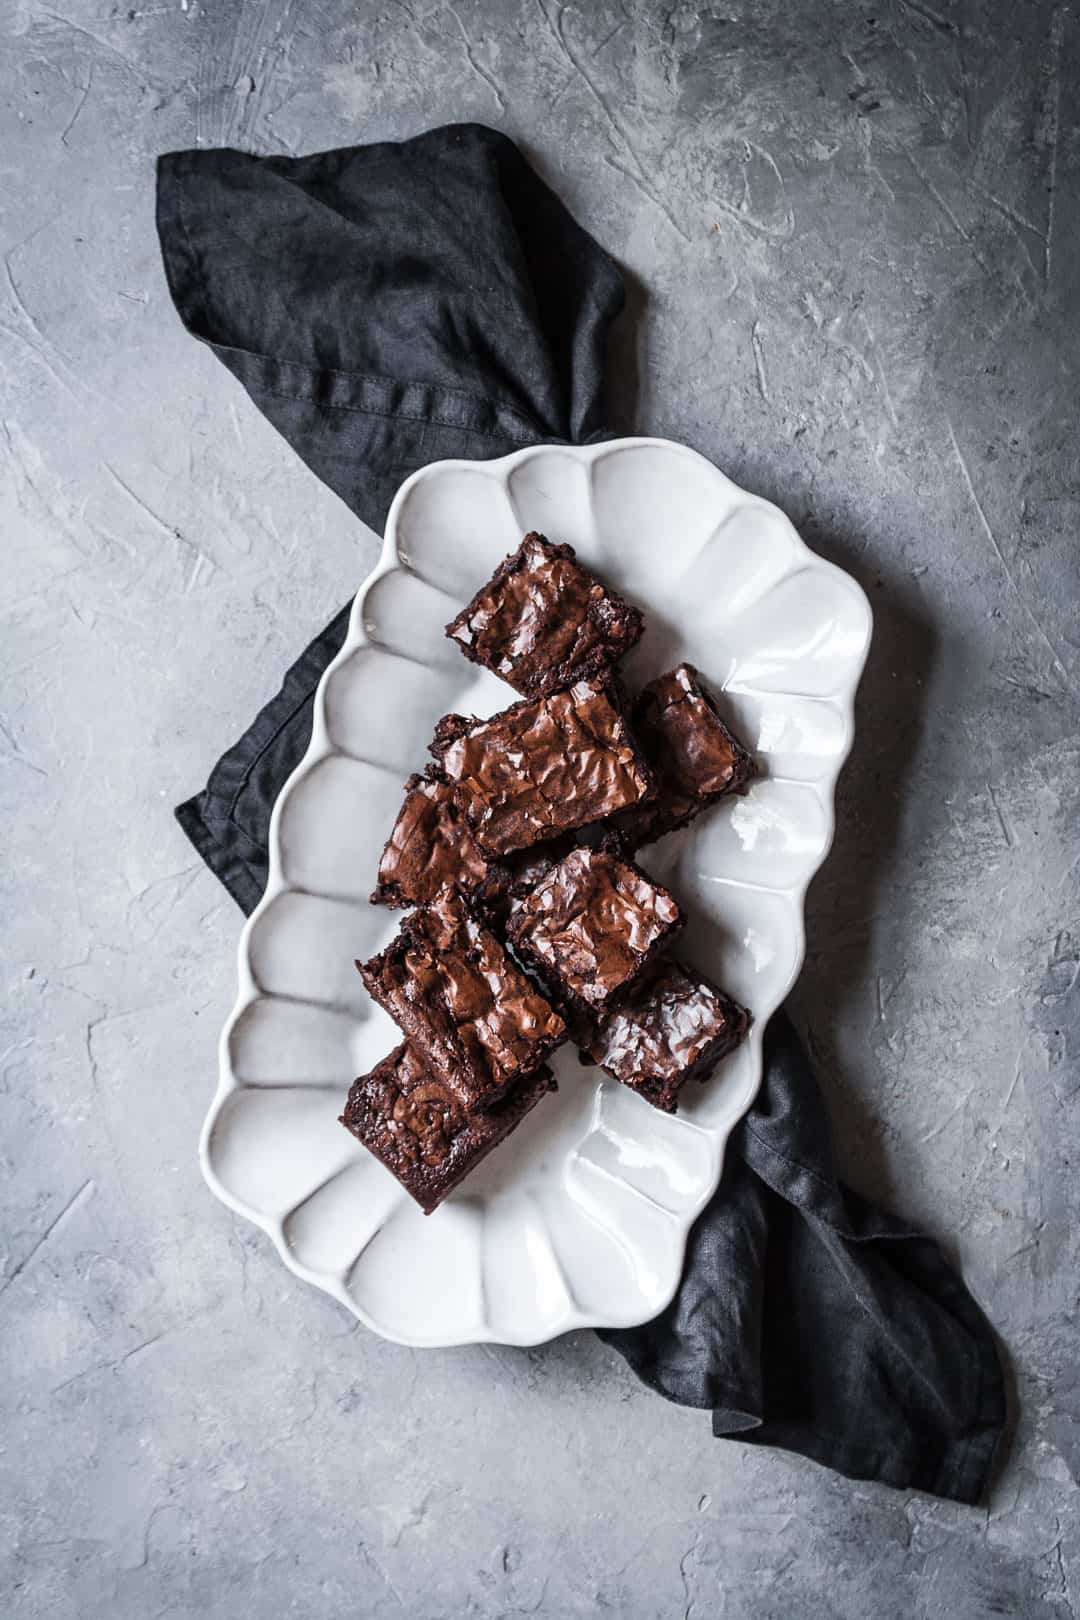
left=203, top=438, right=872, bottom=1346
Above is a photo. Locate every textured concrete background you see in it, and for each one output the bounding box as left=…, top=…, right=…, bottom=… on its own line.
left=3, top=1, right=1079, bottom=1615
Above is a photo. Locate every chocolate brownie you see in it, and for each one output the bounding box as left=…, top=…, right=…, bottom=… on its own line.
left=356, top=890, right=565, bottom=1114
left=507, top=846, right=684, bottom=1015
left=473, top=835, right=578, bottom=928
left=445, top=532, right=644, bottom=696
left=340, top=1042, right=555, bottom=1214
left=582, top=959, right=751, bottom=1112
left=371, top=767, right=490, bottom=908
left=431, top=675, right=654, bottom=855
left=610, top=663, right=756, bottom=850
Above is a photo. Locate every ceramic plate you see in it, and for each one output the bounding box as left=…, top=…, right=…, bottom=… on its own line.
left=203, top=438, right=872, bottom=1346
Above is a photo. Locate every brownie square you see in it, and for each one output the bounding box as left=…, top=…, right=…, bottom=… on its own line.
left=507, top=846, right=684, bottom=1015
left=610, top=663, right=756, bottom=850
left=582, top=959, right=751, bottom=1112
left=445, top=532, right=644, bottom=697
left=431, top=675, right=654, bottom=856
left=371, top=767, right=490, bottom=909
left=340, top=1042, right=555, bottom=1214
left=356, top=890, right=565, bottom=1114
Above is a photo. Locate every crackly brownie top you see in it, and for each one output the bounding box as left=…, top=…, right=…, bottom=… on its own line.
left=508, top=847, right=683, bottom=1008
left=372, top=768, right=489, bottom=907
left=345, top=1042, right=470, bottom=1177
left=431, top=676, right=653, bottom=855
left=613, top=663, right=755, bottom=847
left=475, top=834, right=578, bottom=925
left=340, top=1042, right=552, bottom=1213
left=373, top=890, right=565, bottom=1083
left=445, top=532, right=644, bottom=696
left=587, top=959, right=750, bottom=1087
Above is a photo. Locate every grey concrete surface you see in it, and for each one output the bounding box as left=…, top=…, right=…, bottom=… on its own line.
left=2, top=1, right=1079, bottom=1615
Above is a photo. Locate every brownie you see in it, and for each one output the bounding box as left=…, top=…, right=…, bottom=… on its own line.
left=610, top=663, right=756, bottom=850
left=582, top=959, right=751, bottom=1112
left=431, top=675, right=654, bottom=855
left=508, top=846, right=684, bottom=1015
left=371, top=767, right=490, bottom=908
left=356, top=890, right=565, bottom=1114
left=340, top=1042, right=555, bottom=1214
left=445, top=532, right=644, bottom=696
left=473, top=835, right=577, bottom=928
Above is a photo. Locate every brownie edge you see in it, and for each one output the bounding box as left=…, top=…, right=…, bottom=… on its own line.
left=609, top=663, right=756, bottom=851
left=445, top=532, right=644, bottom=696
left=341, top=1043, right=555, bottom=1214
left=583, top=959, right=751, bottom=1113
left=357, top=890, right=565, bottom=1114
left=370, top=767, right=489, bottom=909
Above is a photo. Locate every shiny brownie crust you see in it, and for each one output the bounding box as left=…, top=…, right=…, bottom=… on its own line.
left=430, top=674, right=655, bottom=856
left=610, top=663, right=756, bottom=851
left=507, top=846, right=684, bottom=1016
left=356, top=890, right=565, bottom=1115
left=445, top=532, right=644, bottom=697
left=340, top=1042, right=554, bottom=1214
left=582, top=958, right=751, bottom=1112
left=370, top=767, right=490, bottom=909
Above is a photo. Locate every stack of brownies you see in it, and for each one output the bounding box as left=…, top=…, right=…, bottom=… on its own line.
left=340, top=533, right=755, bottom=1214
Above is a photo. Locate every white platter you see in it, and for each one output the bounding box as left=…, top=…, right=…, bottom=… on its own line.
left=203, top=438, right=872, bottom=1347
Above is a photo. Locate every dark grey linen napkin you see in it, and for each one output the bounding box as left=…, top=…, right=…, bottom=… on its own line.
left=158, top=122, right=1005, bottom=1501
